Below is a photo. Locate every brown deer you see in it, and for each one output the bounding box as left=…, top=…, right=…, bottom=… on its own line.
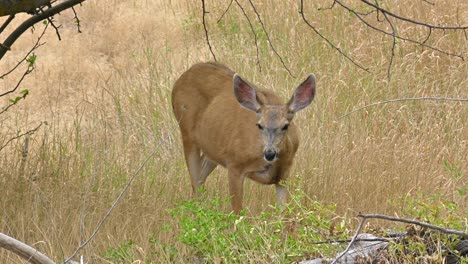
left=172, top=62, right=316, bottom=214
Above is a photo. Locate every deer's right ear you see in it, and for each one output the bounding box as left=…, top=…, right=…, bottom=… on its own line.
left=234, top=74, right=260, bottom=112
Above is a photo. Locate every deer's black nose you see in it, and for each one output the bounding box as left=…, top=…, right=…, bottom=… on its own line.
left=264, top=149, right=277, bottom=162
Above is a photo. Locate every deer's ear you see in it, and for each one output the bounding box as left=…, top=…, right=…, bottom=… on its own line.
left=234, top=74, right=260, bottom=112
left=287, top=74, right=316, bottom=113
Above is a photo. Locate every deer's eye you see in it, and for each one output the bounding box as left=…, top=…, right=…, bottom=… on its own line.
left=282, top=124, right=289, bottom=131
left=257, top=124, right=264, bottom=130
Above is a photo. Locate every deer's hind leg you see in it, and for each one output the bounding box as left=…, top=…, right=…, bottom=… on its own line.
left=182, top=139, right=217, bottom=193
left=199, top=154, right=217, bottom=185
left=182, top=139, right=203, bottom=194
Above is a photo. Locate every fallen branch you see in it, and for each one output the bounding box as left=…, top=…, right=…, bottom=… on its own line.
left=0, top=233, right=55, bottom=264
left=332, top=213, right=467, bottom=263
left=359, top=214, right=468, bottom=239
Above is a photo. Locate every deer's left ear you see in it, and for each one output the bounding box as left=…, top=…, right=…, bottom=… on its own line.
left=287, top=74, right=316, bottom=113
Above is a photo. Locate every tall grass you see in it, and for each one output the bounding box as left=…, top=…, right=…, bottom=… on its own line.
left=0, top=0, right=466, bottom=262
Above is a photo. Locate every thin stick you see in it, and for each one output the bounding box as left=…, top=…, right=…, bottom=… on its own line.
left=337, top=97, right=468, bottom=120
left=217, top=0, right=233, bottom=23
left=63, top=127, right=177, bottom=263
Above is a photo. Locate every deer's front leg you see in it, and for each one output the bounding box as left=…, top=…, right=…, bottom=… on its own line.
left=228, top=168, right=245, bottom=214
left=275, top=183, right=289, bottom=211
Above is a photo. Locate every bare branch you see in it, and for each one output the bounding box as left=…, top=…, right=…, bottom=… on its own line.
left=71, top=6, right=81, bottom=33
left=360, top=0, right=468, bottom=30
left=0, top=232, right=55, bottom=264
left=334, top=0, right=465, bottom=60
left=248, top=0, right=295, bottom=77
left=234, top=0, right=261, bottom=72
left=201, top=0, right=217, bottom=61
left=337, top=97, right=468, bottom=120
left=300, top=0, right=371, bottom=73
left=377, top=1, right=396, bottom=80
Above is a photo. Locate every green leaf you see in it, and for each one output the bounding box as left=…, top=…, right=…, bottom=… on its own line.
left=26, top=54, right=37, bottom=65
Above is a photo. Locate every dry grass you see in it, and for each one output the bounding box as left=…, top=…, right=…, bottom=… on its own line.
left=0, top=0, right=466, bottom=262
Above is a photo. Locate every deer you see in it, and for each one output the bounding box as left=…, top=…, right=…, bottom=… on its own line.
left=172, top=62, right=316, bottom=214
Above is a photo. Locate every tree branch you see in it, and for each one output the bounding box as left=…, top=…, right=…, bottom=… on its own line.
left=0, top=14, right=15, bottom=34
left=0, top=0, right=51, bottom=17
left=300, top=0, right=371, bottom=73
left=0, top=0, right=85, bottom=60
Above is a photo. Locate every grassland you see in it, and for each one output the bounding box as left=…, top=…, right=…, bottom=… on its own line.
left=0, top=0, right=466, bottom=263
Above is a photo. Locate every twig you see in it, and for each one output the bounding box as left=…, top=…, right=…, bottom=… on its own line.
left=0, top=23, right=48, bottom=80
left=248, top=0, right=295, bottom=77
left=0, top=64, right=36, bottom=115
left=300, top=0, right=370, bottom=73
left=337, top=97, right=468, bottom=120
left=0, top=122, right=44, bottom=152
left=216, top=0, right=233, bottom=23
left=71, top=6, right=81, bottom=33
left=63, top=127, right=177, bottom=263
left=201, top=0, right=217, bottom=61
left=234, top=0, right=261, bottom=72
left=377, top=1, right=396, bottom=80
left=359, top=214, right=468, bottom=239
left=334, top=0, right=464, bottom=60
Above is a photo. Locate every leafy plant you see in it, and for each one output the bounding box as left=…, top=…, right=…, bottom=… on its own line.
left=170, top=191, right=350, bottom=263
left=103, top=240, right=136, bottom=263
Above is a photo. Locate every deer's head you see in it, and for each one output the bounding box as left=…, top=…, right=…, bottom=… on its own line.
left=234, top=74, right=316, bottom=162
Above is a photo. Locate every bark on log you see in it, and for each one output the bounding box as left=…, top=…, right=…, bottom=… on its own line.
left=0, top=233, right=56, bottom=264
